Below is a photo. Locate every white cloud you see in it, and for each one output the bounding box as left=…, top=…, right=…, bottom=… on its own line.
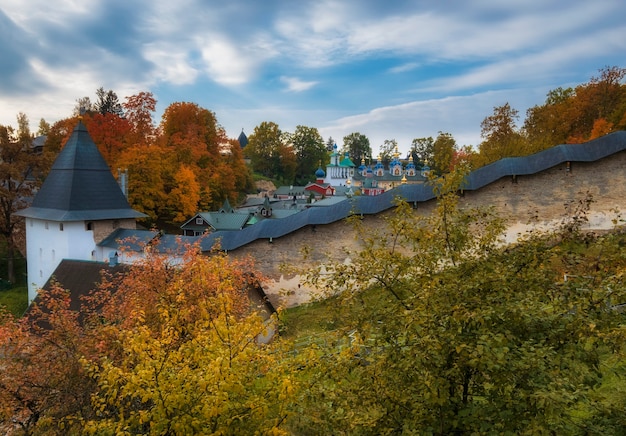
left=143, top=43, right=199, bottom=85
left=280, top=76, right=318, bottom=92
left=0, top=0, right=93, bottom=28
left=196, top=33, right=278, bottom=86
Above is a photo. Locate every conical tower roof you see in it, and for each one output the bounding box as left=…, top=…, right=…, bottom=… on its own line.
left=15, top=121, right=146, bottom=222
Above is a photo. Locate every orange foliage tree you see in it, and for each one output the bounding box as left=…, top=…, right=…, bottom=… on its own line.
left=83, top=112, right=132, bottom=169
left=524, top=66, right=626, bottom=149
left=116, top=143, right=171, bottom=222
left=123, top=91, right=158, bottom=146
left=157, top=102, right=251, bottom=217
left=0, top=245, right=300, bottom=434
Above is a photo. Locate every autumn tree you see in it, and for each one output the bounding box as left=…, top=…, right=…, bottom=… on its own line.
left=0, top=282, right=100, bottom=433
left=342, top=132, right=371, bottom=163
left=81, top=248, right=300, bottom=435
left=159, top=102, right=227, bottom=209
left=291, top=125, right=327, bottom=184
left=567, top=66, right=626, bottom=142
left=0, top=243, right=305, bottom=434
left=523, top=87, right=576, bottom=151
left=477, top=102, right=527, bottom=166
left=83, top=112, right=132, bottom=169
left=123, top=91, right=157, bottom=146
left=450, top=144, right=477, bottom=170
left=207, top=138, right=255, bottom=205
left=116, top=143, right=170, bottom=223
left=43, top=117, right=79, bottom=155
left=524, top=67, right=626, bottom=147
left=165, top=164, right=201, bottom=223
left=0, top=114, right=48, bottom=282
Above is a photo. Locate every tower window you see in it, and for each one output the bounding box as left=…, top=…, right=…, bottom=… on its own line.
left=86, top=222, right=93, bottom=231
left=59, top=223, right=64, bottom=231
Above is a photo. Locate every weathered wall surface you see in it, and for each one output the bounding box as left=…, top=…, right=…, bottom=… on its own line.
left=230, top=151, right=626, bottom=308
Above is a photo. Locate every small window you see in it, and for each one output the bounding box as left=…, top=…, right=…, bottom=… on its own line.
left=196, top=217, right=204, bottom=225
left=86, top=222, right=93, bottom=231
left=59, top=223, right=64, bottom=231
left=44, top=222, right=49, bottom=230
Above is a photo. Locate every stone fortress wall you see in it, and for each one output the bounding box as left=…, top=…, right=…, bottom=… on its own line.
left=230, top=150, right=626, bottom=308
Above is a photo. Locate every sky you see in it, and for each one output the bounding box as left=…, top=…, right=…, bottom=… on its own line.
left=1, top=0, right=625, bottom=155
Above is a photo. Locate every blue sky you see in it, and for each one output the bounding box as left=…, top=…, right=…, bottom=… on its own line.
left=1, top=0, right=625, bottom=154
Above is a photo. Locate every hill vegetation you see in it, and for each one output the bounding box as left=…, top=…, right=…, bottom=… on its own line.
left=1, top=170, right=624, bottom=434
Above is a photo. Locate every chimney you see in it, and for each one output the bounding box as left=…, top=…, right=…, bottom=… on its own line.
left=118, top=168, right=128, bottom=198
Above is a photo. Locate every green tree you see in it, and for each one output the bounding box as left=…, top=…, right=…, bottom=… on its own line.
left=246, top=121, right=295, bottom=182
left=410, top=136, right=434, bottom=167
left=342, top=132, right=371, bottom=163
left=325, top=136, right=336, bottom=151
left=94, top=87, right=124, bottom=117
left=37, top=118, right=51, bottom=136
left=432, top=131, right=456, bottom=174
left=294, top=170, right=626, bottom=434
left=291, top=125, right=327, bottom=184
left=74, top=96, right=93, bottom=116
left=378, top=139, right=397, bottom=167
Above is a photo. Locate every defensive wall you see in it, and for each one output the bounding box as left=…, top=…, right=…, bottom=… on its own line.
left=223, top=132, right=626, bottom=308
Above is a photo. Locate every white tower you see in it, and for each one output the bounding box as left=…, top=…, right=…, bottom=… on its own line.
left=15, top=120, right=146, bottom=302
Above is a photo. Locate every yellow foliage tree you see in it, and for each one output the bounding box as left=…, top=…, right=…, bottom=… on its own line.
left=167, top=164, right=201, bottom=223
left=81, top=247, right=297, bottom=435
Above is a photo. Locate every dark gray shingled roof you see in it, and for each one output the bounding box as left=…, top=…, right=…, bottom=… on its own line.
left=15, top=121, right=146, bottom=222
